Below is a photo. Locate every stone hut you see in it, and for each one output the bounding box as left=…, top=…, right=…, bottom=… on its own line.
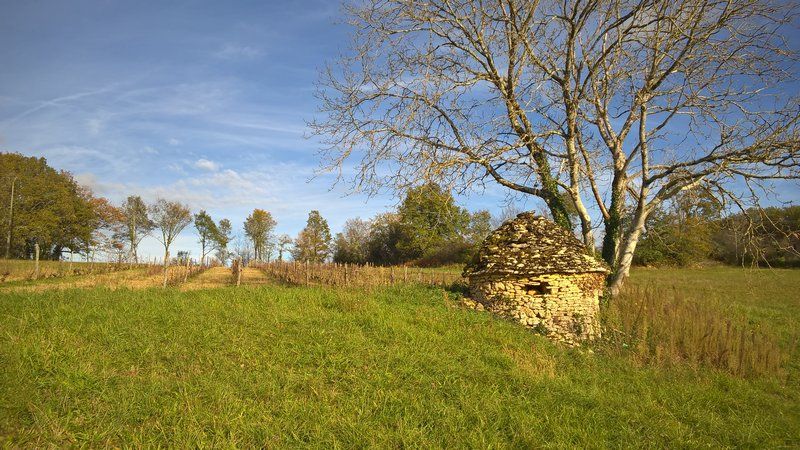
left=463, top=212, right=609, bottom=344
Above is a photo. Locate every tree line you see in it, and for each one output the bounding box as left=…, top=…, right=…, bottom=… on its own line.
left=635, top=187, right=800, bottom=267
left=331, top=183, right=491, bottom=266
left=3, top=152, right=796, bottom=272
left=0, top=154, right=485, bottom=269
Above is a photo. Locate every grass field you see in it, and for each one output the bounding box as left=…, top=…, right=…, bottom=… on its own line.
left=0, top=267, right=798, bottom=447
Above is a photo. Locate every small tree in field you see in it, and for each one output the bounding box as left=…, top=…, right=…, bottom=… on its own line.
left=150, top=199, right=192, bottom=287
left=214, top=218, right=233, bottom=264
left=120, top=195, right=153, bottom=263
left=194, top=210, right=219, bottom=266
left=293, top=210, right=332, bottom=263
left=244, top=209, right=277, bottom=262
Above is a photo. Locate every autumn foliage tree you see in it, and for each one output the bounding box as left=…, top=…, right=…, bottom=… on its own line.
left=293, top=210, right=332, bottom=263
left=194, top=210, right=220, bottom=265
left=244, top=209, right=277, bottom=262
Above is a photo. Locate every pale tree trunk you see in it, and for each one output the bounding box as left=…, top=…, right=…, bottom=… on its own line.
left=162, top=249, right=169, bottom=288
left=574, top=199, right=595, bottom=252
left=128, top=211, right=138, bottom=268
left=33, top=243, right=40, bottom=280
left=565, top=131, right=595, bottom=251
left=236, top=257, right=242, bottom=286
left=5, top=177, right=15, bottom=259
left=608, top=202, right=650, bottom=295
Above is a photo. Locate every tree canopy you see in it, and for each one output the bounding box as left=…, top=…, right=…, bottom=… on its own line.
left=293, top=210, right=332, bottom=263
left=1, top=153, right=104, bottom=260
left=244, top=209, right=277, bottom=262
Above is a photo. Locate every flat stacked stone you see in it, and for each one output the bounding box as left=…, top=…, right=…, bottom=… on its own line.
left=464, top=212, right=608, bottom=277
left=464, top=212, right=609, bottom=344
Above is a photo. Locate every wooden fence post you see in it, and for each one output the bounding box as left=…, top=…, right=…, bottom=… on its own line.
left=183, top=257, right=190, bottom=283
left=236, top=257, right=242, bottom=287
left=33, top=243, right=40, bottom=280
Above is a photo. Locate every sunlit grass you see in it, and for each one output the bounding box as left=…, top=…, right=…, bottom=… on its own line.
left=0, top=268, right=797, bottom=447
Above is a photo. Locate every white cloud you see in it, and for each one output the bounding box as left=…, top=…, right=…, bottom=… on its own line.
left=194, top=158, right=220, bottom=171
left=86, top=118, right=102, bottom=135
left=168, top=138, right=181, bottom=146
left=214, top=44, right=263, bottom=60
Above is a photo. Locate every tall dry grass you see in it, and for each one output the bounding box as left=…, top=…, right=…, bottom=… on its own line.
left=602, top=285, right=784, bottom=378
left=254, top=261, right=464, bottom=288
left=0, top=258, right=148, bottom=283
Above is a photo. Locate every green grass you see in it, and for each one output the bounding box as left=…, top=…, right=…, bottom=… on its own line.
left=0, top=268, right=798, bottom=447
left=630, top=267, right=800, bottom=343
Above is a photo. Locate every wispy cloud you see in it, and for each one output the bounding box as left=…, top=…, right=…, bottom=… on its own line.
left=0, top=0, right=518, bottom=262
left=194, top=158, right=220, bottom=171
left=214, top=44, right=263, bottom=60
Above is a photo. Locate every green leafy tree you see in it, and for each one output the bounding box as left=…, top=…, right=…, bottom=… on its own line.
left=635, top=187, right=722, bottom=266
left=292, top=210, right=332, bottom=263
left=194, top=210, right=219, bottom=265
left=366, top=213, right=408, bottom=265
left=396, top=183, right=470, bottom=259
left=1, top=153, right=101, bottom=260
left=214, top=218, right=233, bottom=264
left=243, top=209, right=277, bottom=262
left=466, top=210, right=493, bottom=246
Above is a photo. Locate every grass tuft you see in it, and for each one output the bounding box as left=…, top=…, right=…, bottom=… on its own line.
left=602, top=285, right=785, bottom=377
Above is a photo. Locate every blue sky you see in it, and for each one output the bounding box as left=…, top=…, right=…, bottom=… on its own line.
left=0, top=0, right=517, bottom=260
left=1, top=1, right=797, bottom=261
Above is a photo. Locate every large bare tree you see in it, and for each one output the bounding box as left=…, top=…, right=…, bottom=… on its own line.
left=311, top=0, right=800, bottom=292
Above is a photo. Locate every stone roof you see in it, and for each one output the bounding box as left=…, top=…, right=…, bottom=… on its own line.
left=464, top=212, right=609, bottom=277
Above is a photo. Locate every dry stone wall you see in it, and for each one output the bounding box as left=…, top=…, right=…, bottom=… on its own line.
left=469, top=272, right=605, bottom=345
